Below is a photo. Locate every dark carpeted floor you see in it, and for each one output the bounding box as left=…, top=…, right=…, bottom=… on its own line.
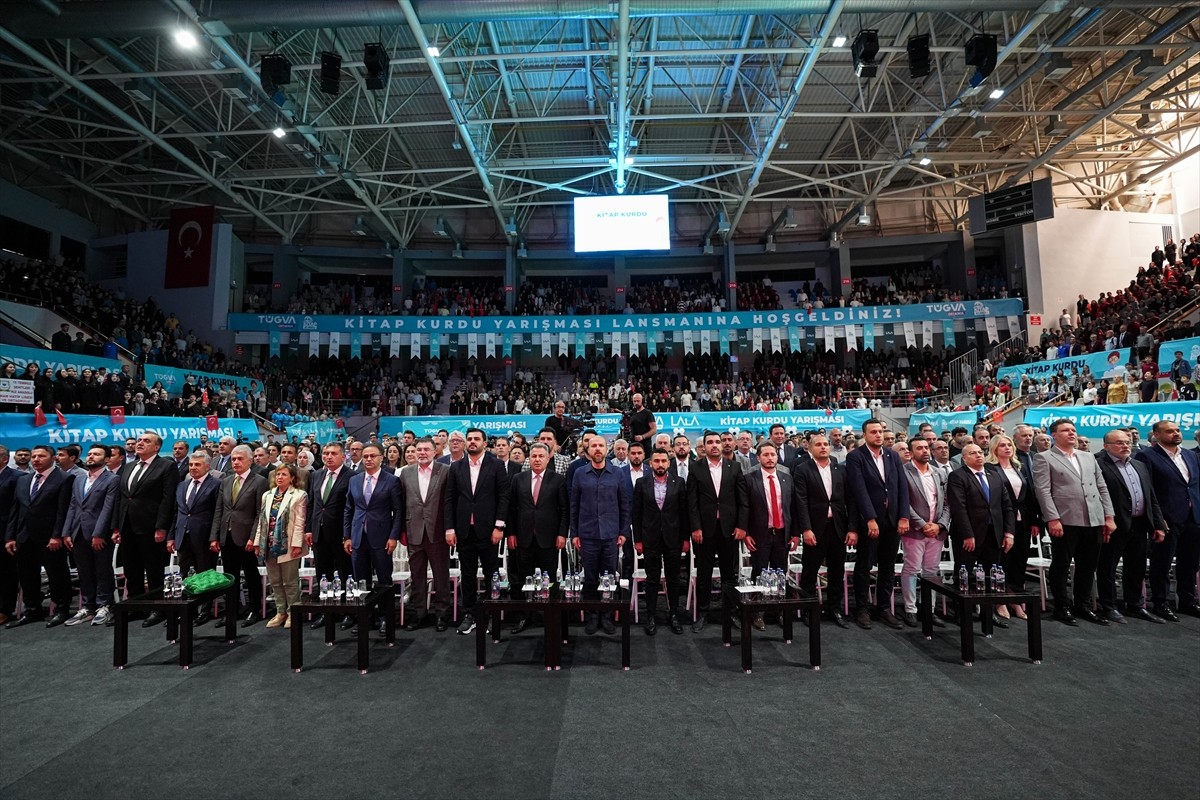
left=1, top=607, right=1197, bottom=800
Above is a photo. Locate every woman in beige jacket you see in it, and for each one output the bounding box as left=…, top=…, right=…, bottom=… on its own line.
left=254, top=464, right=309, bottom=629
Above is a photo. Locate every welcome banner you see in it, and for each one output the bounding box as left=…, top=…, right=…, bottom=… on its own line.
left=0, top=413, right=260, bottom=451
left=1022, top=402, right=1200, bottom=443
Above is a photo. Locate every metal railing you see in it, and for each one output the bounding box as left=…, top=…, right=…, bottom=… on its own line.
left=989, top=330, right=1028, bottom=367
left=948, top=349, right=979, bottom=401
left=0, top=290, right=140, bottom=364
left=1148, top=294, right=1200, bottom=335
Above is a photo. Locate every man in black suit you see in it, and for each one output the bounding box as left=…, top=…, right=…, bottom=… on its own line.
left=669, top=434, right=694, bottom=482
left=768, top=424, right=801, bottom=471
left=946, top=444, right=1015, bottom=586
left=305, top=441, right=354, bottom=629
left=844, top=418, right=911, bottom=630
left=1096, top=430, right=1167, bottom=623
left=743, top=442, right=794, bottom=630
left=794, top=433, right=854, bottom=628
left=169, top=451, right=222, bottom=623
left=632, top=448, right=689, bottom=635
left=444, top=427, right=510, bottom=635
left=4, top=445, right=74, bottom=627
left=505, top=442, right=568, bottom=633
left=113, top=431, right=181, bottom=627
left=51, top=323, right=72, bottom=351
left=210, top=445, right=268, bottom=627
left=170, top=440, right=190, bottom=480
left=0, top=446, right=19, bottom=625
left=685, top=430, right=749, bottom=633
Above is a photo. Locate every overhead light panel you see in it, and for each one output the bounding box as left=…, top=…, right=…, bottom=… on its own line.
left=918, top=156, right=932, bottom=166
left=205, top=142, right=229, bottom=161
left=173, top=28, right=199, bottom=50
left=1044, top=115, right=1068, bottom=136
left=971, top=118, right=993, bottom=139
left=364, top=43, right=390, bottom=90
left=319, top=52, right=342, bottom=95
left=350, top=216, right=370, bottom=237
left=989, top=88, right=1005, bottom=100
left=426, top=46, right=440, bottom=58
left=259, top=53, right=292, bottom=94
left=702, top=239, right=714, bottom=255
left=906, top=34, right=931, bottom=79
left=220, top=76, right=249, bottom=99
left=764, top=235, right=777, bottom=253
left=123, top=79, right=153, bottom=102
left=1045, top=53, right=1073, bottom=79
left=856, top=207, right=872, bottom=226
left=964, top=33, right=998, bottom=82
left=852, top=29, right=880, bottom=79
left=272, top=126, right=287, bottom=139
left=832, top=35, right=847, bottom=48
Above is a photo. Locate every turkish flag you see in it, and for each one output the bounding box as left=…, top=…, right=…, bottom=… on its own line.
left=33, top=406, right=46, bottom=427
left=55, top=409, right=68, bottom=426
left=165, top=205, right=215, bottom=289
left=110, top=407, right=126, bottom=425
left=201, top=388, right=210, bottom=405
left=206, top=415, right=220, bottom=431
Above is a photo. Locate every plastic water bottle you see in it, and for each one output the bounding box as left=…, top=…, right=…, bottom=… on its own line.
left=973, top=564, right=986, bottom=592
left=332, top=576, right=342, bottom=600
left=958, top=565, right=969, bottom=590
left=319, top=576, right=329, bottom=600
left=491, top=571, right=501, bottom=599
left=540, top=573, right=550, bottom=599
left=187, top=566, right=196, bottom=580
left=995, top=565, right=1006, bottom=591
left=173, top=572, right=184, bottom=597
left=601, top=571, right=611, bottom=594
left=532, top=568, right=542, bottom=592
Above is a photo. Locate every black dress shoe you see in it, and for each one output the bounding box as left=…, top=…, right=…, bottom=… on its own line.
left=644, top=619, right=657, bottom=636
left=669, top=614, right=683, bottom=634
left=1154, top=605, right=1180, bottom=622
left=6, top=614, right=41, bottom=629
left=828, top=610, right=849, bottom=629
left=339, top=615, right=356, bottom=630
left=990, top=612, right=1009, bottom=629
left=751, top=614, right=766, bottom=631
left=903, top=611, right=918, bottom=628
left=1128, top=607, right=1165, bottom=624
left=728, top=615, right=741, bottom=630
left=1054, top=609, right=1078, bottom=626
left=46, top=611, right=71, bottom=628
left=691, top=615, right=707, bottom=634
left=212, top=616, right=226, bottom=628
left=404, top=616, right=422, bottom=632
left=855, top=608, right=872, bottom=630
left=880, top=609, right=904, bottom=630
left=142, top=610, right=166, bottom=628
left=510, top=615, right=529, bottom=634
left=1179, top=604, right=1200, bottom=618
left=585, top=615, right=599, bottom=635
left=435, top=616, right=449, bottom=632
left=931, top=615, right=946, bottom=628
left=600, top=615, right=616, bottom=635
left=309, top=613, right=325, bottom=628
left=1075, top=607, right=1108, bottom=625
left=1104, top=608, right=1126, bottom=624
left=194, top=612, right=213, bottom=627
left=241, top=611, right=261, bottom=628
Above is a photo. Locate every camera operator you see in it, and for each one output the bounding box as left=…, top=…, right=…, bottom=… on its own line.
left=627, top=392, right=657, bottom=448
left=544, top=401, right=572, bottom=449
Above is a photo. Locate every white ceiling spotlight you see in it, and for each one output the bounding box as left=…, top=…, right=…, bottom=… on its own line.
left=272, top=126, right=287, bottom=139
left=173, top=28, right=199, bottom=50
left=989, top=88, right=1005, bottom=100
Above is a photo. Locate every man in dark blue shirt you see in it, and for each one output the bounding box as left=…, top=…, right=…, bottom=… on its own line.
left=570, top=435, right=632, bottom=635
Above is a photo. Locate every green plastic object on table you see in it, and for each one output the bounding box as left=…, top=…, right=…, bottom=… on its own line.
left=182, top=569, right=234, bottom=595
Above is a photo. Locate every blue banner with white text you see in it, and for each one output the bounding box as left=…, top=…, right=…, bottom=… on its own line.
left=142, top=364, right=255, bottom=398
left=908, top=410, right=982, bottom=436
left=0, top=413, right=261, bottom=452
left=1157, top=336, right=1200, bottom=396
left=0, top=344, right=123, bottom=377
left=1022, top=402, right=1199, bottom=444
left=996, top=347, right=1132, bottom=385
left=285, top=421, right=341, bottom=443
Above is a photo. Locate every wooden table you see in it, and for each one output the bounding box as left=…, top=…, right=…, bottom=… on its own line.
left=919, top=576, right=1042, bottom=666
left=556, top=587, right=632, bottom=671
left=723, top=585, right=822, bottom=673
left=475, top=588, right=561, bottom=670
left=113, top=584, right=239, bottom=670
left=288, top=586, right=396, bottom=674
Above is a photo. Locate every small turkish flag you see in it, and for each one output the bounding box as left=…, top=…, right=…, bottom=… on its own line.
left=110, top=407, right=125, bottom=425
left=201, top=388, right=210, bottom=405
left=206, top=415, right=219, bottom=431
left=55, top=409, right=68, bottom=427
left=33, top=406, right=46, bottom=427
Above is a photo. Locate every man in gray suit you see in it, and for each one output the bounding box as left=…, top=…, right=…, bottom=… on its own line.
left=61, top=444, right=119, bottom=626
left=900, top=437, right=950, bottom=628
left=1033, top=418, right=1116, bottom=626
left=398, top=438, right=451, bottom=632
left=210, top=444, right=269, bottom=627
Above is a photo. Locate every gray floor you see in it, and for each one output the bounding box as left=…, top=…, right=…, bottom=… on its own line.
left=1, top=608, right=1197, bottom=800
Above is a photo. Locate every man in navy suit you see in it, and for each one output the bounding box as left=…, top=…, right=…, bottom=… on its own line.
left=845, top=418, right=911, bottom=630
left=169, top=451, right=222, bottom=622
left=0, top=446, right=19, bottom=626
left=1135, top=420, right=1200, bottom=620
left=632, top=448, right=689, bottom=635
left=444, top=428, right=510, bottom=635
left=5, top=444, right=74, bottom=628
left=342, top=443, right=403, bottom=593
left=60, top=444, right=119, bottom=626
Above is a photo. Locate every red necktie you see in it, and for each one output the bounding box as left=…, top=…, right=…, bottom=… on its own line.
left=769, top=474, right=782, bottom=529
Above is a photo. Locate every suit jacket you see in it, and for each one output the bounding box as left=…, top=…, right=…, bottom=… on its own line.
left=1032, top=448, right=1114, bottom=528
left=172, top=473, right=222, bottom=547
left=398, top=461, right=449, bottom=546
left=443, top=453, right=511, bottom=538
left=685, top=458, right=749, bottom=538
left=631, top=473, right=688, bottom=551
left=735, top=450, right=758, bottom=474
left=253, top=486, right=309, bottom=564
left=669, top=458, right=694, bottom=483
left=985, top=460, right=1042, bottom=528
left=743, top=466, right=794, bottom=540
left=305, top=466, right=352, bottom=544
left=1096, top=451, right=1166, bottom=534
left=902, top=462, right=950, bottom=536
left=506, top=468, right=568, bottom=548
left=792, top=458, right=854, bottom=540
left=210, top=470, right=269, bottom=547
left=502, top=460, right=522, bottom=478
left=61, top=470, right=118, bottom=543
left=172, top=458, right=189, bottom=480
left=6, top=469, right=73, bottom=544
left=0, top=468, right=17, bottom=533
left=1133, top=445, right=1200, bottom=529
left=343, top=469, right=403, bottom=549
left=947, top=465, right=1015, bottom=548
left=113, top=456, right=181, bottom=536
left=211, top=454, right=233, bottom=474
left=844, top=445, right=910, bottom=529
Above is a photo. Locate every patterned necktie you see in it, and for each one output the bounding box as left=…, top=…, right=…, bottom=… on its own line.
left=976, top=471, right=991, bottom=503
left=365, top=474, right=375, bottom=503
left=30, top=473, right=43, bottom=499
left=232, top=475, right=242, bottom=503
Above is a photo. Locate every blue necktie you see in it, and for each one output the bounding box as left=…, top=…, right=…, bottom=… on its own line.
left=975, top=471, right=990, bottom=503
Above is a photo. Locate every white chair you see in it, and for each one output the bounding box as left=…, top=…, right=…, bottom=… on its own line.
left=391, top=547, right=412, bottom=625
left=447, top=546, right=462, bottom=620
left=629, top=545, right=650, bottom=623
left=1027, top=534, right=1053, bottom=611
left=684, top=546, right=722, bottom=621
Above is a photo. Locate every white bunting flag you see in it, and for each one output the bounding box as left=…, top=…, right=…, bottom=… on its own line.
left=308, top=333, right=321, bottom=358
left=388, top=333, right=401, bottom=359
left=903, top=322, right=916, bottom=349
left=683, top=330, right=694, bottom=355
left=845, top=324, right=857, bottom=351
left=328, top=331, right=342, bottom=359
left=485, top=333, right=497, bottom=358
left=823, top=326, right=836, bottom=352
left=752, top=328, right=763, bottom=353
left=541, top=333, right=552, bottom=358
left=921, top=320, right=934, bottom=346
left=771, top=328, right=782, bottom=353
left=558, top=332, right=569, bottom=357
left=985, top=317, right=999, bottom=343
left=1007, top=315, right=1021, bottom=336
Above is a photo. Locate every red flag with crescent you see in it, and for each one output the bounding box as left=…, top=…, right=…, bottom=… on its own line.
left=165, top=205, right=215, bottom=288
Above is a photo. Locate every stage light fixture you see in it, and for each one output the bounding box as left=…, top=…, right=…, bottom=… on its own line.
left=964, top=33, right=997, bottom=82
left=852, top=29, right=880, bottom=79
left=906, top=34, right=931, bottom=79
left=320, top=52, right=342, bottom=95
left=260, top=53, right=292, bottom=94
left=364, top=43, right=390, bottom=90
left=918, top=156, right=932, bottom=166
left=989, top=88, right=1005, bottom=100
left=272, top=126, right=287, bottom=139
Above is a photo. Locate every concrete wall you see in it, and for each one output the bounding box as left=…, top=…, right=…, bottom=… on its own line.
left=0, top=178, right=98, bottom=260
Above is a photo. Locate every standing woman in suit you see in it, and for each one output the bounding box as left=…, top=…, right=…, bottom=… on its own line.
left=986, top=434, right=1041, bottom=620
left=254, top=464, right=309, bottom=629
